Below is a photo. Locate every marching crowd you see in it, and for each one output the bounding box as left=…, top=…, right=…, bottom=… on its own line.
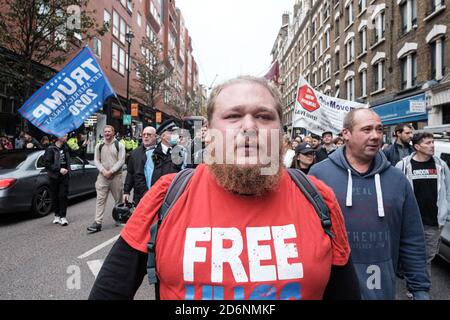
left=2, top=75, right=449, bottom=300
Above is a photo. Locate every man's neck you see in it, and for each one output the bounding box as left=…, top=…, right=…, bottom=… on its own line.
left=396, top=139, right=408, bottom=148
left=345, top=148, right=373, bottom=173
left=55, top=141, right=63, bottom=148
left=104, top=138, right=113, bottom=144
left=413, top=152, right=432, bottom=162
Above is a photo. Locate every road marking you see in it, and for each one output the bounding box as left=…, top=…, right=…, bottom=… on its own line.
left=87, top=259, right=104, bottom=278
left=77, top=234, right=120, bottom=259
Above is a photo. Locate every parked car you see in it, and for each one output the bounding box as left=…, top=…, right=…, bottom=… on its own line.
left=0, top=149, right=98, bottom=217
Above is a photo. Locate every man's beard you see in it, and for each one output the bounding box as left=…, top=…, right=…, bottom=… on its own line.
left=207, top=138, right=284, bottom=196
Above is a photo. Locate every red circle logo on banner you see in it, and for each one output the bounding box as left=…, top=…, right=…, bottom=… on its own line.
left=297, top=85, right=320, bottom=112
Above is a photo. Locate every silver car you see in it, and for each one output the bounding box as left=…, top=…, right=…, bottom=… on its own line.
left=0, top=150, right=98, bottom=217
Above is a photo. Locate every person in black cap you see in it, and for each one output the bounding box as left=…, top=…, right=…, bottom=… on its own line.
left=291, top=142, right=316, bottom=174
left=315, top=131, right=337, bottom=163
left=150, top=119, right=184, bottom=185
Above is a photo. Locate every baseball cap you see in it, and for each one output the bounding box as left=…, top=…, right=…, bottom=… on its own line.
left=295, top=142, right=316, bottom=155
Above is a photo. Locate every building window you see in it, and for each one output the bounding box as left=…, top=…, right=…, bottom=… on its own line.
left=400, top=53, right=417, bottom=90
left=325, top=60, right=331, bottom=79
left=335, top=84, right=340, bottom=98
left=137, top=12, right=142, bottom=27
left=400, top=0, right=417, bottom=35
left=93, top=37, right=102, bottom=58
left=359, top=27, right=367, bottom=53
left=150, top=1, right=161, bottom=23
left=119, top=47, right=126, bottom=75
left=346, top=38, right=355, bottom=64
left=346, top=1, right=354, bottom=26
left=335, top=17, right=340, bottom=38
left=360, top=70, right=367, bottom=97
left=359, top=0, right=366, bottom=13
left=431, top=39, right=445, bottom=80
left=112, top=42, right=119, bottom=71
left=373, top=11, right=385, bottom=44
left=119, top=18, right=126, bottom=44
left=346, top=77, right=355, bottom=101
left=112, top=10, right=119, bottom=38
left=373, top=61, right=385, bottom=91
left=335, top=51, right=340, bottom=71
left=104, top=10, right=111, bottom=26
left=325, top=29, right=331, bottom=48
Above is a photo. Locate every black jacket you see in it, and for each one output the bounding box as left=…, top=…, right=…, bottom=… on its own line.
left=124, top=144, right=153, bottom=205
left=383, top=141, right=414, bottom=166
left=150, top=143, right=183, bottom=186
left=315, top=146, right=336, bottom=163
left=43, top=144, right=71, bottom=179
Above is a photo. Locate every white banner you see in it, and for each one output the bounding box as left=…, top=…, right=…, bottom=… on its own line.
left=293, top=76, right=368, bottom=136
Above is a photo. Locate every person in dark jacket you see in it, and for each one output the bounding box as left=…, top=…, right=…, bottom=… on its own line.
left=123, top=126, right=157, bottom=206
left=383, top=123, right=414, bottom=165
left=43, top=135, right=71, bottom=226
left=315, top=131, right=337, bottom=163
left=150, top=120, right=184, bottom=186
left=310, top=108, right=430, bottom=300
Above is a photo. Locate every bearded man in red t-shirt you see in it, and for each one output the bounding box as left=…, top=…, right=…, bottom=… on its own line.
left=89, top=76, right=360, bottom=300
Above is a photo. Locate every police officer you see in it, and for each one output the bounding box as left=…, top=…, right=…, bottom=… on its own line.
left=149, top=120, right=184, bottom=186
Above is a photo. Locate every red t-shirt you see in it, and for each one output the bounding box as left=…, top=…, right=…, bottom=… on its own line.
left=122, top=164, right=350, bottom=300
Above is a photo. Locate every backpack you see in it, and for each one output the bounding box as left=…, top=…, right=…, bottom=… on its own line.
left=146, top=168, right=334, bottom=299
left=98, top=140, right=120, bottom=163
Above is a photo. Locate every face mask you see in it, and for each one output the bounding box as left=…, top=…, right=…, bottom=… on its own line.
left=169, top=134, right=179, bottom=146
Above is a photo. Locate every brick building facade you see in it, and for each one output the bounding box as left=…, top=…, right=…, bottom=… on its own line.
left=274, top=0, right=450, bottom=140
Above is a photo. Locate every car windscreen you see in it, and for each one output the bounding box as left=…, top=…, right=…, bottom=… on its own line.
left=0, top=153, right=28, bottom=169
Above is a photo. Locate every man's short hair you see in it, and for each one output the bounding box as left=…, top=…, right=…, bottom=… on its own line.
left=206, top=76, right=282, bottom=124
left=103, top=125, right=115, bottom=133
left=342, top=108, right=377, bottom=132
left=322, top=131, right=333, bottom=138
left=412, top=132, right=433, bottom=146
left=311, top=134, right=321, bottom=140
left=394, top=123, right=413, bottom=136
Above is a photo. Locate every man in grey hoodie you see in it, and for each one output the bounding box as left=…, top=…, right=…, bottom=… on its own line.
left=310, top=108, right=430, bottom=300
left=396, top=132, right=450, bottom=278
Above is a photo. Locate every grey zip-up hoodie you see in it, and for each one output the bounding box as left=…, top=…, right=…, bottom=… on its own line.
left=396, top=153, right=450, bottom=227
left=310, top=147, right=430, bottom=300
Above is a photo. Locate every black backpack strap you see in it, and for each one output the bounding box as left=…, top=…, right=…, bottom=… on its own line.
left=147, top=168, right=195, bottom=296
left=287, top=168, right=334, bottom=238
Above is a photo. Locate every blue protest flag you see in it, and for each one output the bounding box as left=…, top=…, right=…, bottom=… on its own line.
left=18, top=46, right=116, bottom=137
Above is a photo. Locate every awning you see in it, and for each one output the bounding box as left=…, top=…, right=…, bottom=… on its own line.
left=372, top=93, right=427, bottom=126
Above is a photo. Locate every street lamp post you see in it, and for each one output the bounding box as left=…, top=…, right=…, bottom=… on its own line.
left=125, top=31, right=135, bottom=124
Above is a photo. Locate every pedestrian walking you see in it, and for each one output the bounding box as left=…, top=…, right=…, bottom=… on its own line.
left=290, top=142, right=316, bottom=174
left=315, top=131, right=337, bottom=163
left=310, top=108, right=431, bottom=300
left=43, top=135, right=71, bottom=226
left=148, top=119, right=184, bottom=187
left=123, top=126, right=157, bottom=206
left=396, top=132, right=450, bottom=279
left=383, top=123, right=414, bottom=165
left=87, top=125, right=126, bottom=233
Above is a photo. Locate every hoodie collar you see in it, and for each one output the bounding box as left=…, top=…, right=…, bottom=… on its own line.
left=329, top=147, right=388, bottom=218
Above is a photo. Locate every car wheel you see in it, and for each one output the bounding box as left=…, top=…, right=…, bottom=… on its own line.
left=31, top=186, right=53, bottom=217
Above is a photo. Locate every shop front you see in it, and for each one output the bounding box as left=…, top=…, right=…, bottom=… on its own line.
left=372, top=93, right=428, bottom=143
